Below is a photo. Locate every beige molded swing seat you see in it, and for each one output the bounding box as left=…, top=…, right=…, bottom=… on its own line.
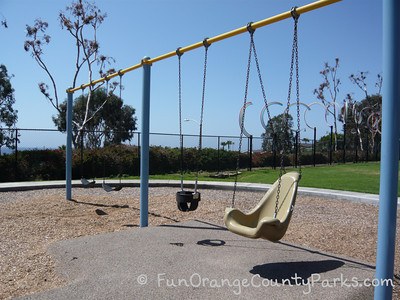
left=224, top=172, right=300, bottom=242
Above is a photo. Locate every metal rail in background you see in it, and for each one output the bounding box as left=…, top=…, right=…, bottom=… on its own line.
left=67, top=0, right=342, bottom=93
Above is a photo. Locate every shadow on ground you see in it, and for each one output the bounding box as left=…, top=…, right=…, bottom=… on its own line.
left=250, top=260, right=344, bottom=285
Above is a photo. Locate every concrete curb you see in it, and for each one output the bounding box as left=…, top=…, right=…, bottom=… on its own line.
left=0, top=179, right=399, bottom=207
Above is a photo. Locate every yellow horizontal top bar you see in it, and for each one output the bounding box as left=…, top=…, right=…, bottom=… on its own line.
left=68, top=0, right=341, bottom=93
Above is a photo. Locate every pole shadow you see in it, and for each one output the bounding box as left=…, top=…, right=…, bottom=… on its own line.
left=69, top=198, right=129, bottom=209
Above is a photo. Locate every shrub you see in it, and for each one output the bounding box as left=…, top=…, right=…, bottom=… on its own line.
left=1, top=144, right=362, bottom=182
left=299, top=153, right=328, bottom=165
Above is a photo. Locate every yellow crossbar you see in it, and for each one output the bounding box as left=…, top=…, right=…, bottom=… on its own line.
left=68, top=0, right=341, bottom=93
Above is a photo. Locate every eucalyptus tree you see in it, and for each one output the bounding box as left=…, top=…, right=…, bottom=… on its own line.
left=24, top=0, right=118, bottom=145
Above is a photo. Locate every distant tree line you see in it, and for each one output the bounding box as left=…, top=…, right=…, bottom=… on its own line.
left=0, top=64, right=18, bottom=152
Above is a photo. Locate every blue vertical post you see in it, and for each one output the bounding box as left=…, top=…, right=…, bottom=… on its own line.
left=140, top=57, right=151, bottom=227
left=374, top=0, right=400, bottom=299
left=66, top=91, right=73, bottom=200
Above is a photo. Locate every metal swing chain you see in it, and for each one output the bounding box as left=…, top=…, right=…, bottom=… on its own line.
left=117, top=71, right=124, bottom=183
left=80, top=86, right=85, bottom=178
left=194, top=40, right=210, bottom=193
left=274, top=7, right=300, bottom=218
left=231, top=27, right=254, bottom=208
left=119, top=71, right=123, bottom=103
left=250, top=24, right=275, bottom=136
left=118, top=70, right=124, bottom=137
left=294, top=17, right=302, bottom=177
left=103, top=78, right=110, bottom=185
left=176, top=48, right=184, bottom=191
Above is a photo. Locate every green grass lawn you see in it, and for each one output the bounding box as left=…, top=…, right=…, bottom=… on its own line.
left=144, top=162, right=400, bottom=196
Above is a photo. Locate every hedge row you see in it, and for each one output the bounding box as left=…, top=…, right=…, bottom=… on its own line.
left=0, top=145, right=333, bottom=182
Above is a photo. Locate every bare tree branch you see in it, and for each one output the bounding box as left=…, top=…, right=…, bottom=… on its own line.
left=25, top=0, right=116, bottom=147
left=375, top=73, right=383, bottom=96
left=349, top=71, right=369, bottom=99
left=314, top=58, right=341, bottom=150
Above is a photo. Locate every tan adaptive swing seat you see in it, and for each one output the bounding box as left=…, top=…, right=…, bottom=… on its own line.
left=224, top=172, right=300, bottom=242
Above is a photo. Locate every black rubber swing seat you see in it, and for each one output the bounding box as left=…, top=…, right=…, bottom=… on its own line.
left=102, top=182, right=123, bottom=192
left=224, top=172, right=300, bottom=242
left=81, top=178, right=95, bottom=188
left=176, top=190, right=201, bottom=212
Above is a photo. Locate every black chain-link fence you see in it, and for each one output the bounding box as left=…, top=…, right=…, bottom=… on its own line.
left=0, top=128, right=382, bottom=182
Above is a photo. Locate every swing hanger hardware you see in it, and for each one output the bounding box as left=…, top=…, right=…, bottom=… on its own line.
left=176, top=47, right=184, bottom=58
left=246, top=22, right=255, bottom=35
left=291, top=6, right=300, bottom=20
left=117, top=69, right=124, bottom=77
left=202, top=38, right=211, bottom=49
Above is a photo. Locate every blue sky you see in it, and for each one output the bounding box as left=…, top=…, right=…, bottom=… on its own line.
left=1, top=0, right=382, bottom=149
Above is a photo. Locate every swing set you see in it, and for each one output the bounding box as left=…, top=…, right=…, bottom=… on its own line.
left=64, top=0, right=400, bottom=296
left=66, top=0, right=337, bottom=232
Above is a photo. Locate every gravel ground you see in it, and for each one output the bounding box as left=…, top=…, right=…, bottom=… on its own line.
left=0, top=187, right=399, bottom=299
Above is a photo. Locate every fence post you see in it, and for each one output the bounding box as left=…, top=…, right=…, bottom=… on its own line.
left=14, top=128, right=18, bottom=181
left=355, top=136, right=358, bottom=163
left=313, top=127, right=317, bottom=167
left=80, top=131, right=84, bottom=178
left=343, top=123, right=346, bottom=163
left=248, top=135, right=253, bottom=171
left=329, top=126, right=333, bottom=165
left=273, top=133, right=277, bottom=170
left=366, top=129, right=369, bottom=162
left=217, top=136, right=220, bottom=173
left=294, top=131, right=298, bottom=168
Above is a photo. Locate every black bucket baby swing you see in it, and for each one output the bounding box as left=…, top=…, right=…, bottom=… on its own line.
left=175, top=39, right=211, bottom=212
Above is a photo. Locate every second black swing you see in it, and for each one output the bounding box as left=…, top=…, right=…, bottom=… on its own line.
left=80, top=133, right=96, bottom=188
left=175, top=39, right=210, bottom=212
left=80, top=87, right=96, bottom=188
left=102, top=72, right=124, bottom=192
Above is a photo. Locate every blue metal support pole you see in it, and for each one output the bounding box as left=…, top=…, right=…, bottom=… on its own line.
left=140, top=58, right=151, bottom=227
left=374, top=0, right=400, bottom=298
left=66, top=91, right=73, bottom=200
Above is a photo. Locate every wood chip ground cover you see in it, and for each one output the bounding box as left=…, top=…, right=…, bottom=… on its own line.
left=0, top=187, right=399, bottom=298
